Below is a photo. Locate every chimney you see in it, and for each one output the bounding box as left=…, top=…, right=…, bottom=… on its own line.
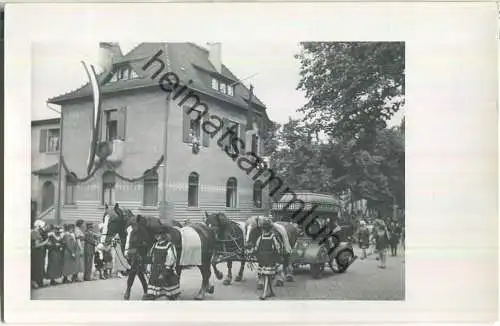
left=207, top=42, right=222, bottom=73
left=98, top=42, right=123, bottom=72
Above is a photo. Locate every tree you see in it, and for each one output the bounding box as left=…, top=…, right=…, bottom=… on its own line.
left=295, top=42, right=405, bottom=140
left=260, top=119, right=281, bottom=156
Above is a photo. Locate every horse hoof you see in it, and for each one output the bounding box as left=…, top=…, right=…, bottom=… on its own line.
left=215, top=272, right=224, bottom=280
left=207, top=285, right=215, bottom=294
left=286, top=275, right=294, bottom=282
left=223, top=279, right=232, bottom=286
left=235, top=275, right=243, bottom=282
left=257, top=283, right=264, bottom=290
left=259, top=295, right=267, bottom=300
left=275, top=280, right=284, bottom=287
left=194, top=293, right=205, bottom=300
left=123, top=291, right=130, bottom=300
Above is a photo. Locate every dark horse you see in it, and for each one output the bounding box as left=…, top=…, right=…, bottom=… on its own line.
left=205, top=212, right=299, bottom=288
left=99, top=204, right=217, bottom=300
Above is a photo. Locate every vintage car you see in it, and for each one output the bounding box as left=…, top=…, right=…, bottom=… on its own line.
left=272, top=191, right=357, bottom=279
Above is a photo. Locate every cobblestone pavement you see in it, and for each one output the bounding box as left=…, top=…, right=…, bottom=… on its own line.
left=31, top=247, right=405, bottom=301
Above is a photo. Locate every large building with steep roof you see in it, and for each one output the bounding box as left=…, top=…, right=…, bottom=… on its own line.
left=46, top=42, right=271, bottom=224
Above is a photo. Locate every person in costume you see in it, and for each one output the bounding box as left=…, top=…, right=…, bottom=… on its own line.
left=31, top=220, right=49, bottom=288
left=46, top=226, right=64, bottom=285
left=143, top=227, right=180, bottom=301
left=111, top=234, right=130, bottom=278
left=373, top=218, right=391, bottom=269
left=62, top=224, right=78, bottom=283
left=254, top=218, right=281, bottom=300
left=74, top=220, right=85, bottom=281
left=357, top=220, right=370, bottom=260
left=83, top=223, right=98, bottom=281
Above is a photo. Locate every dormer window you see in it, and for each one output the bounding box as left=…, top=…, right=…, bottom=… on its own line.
left=108, top=66, right=140, bottom=83
left=219, top=82, right=227, bottom=94
left=211, top=77, right=234, bottom=96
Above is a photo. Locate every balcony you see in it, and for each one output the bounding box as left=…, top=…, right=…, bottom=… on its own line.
left=97, top=139, right=125, bottom=165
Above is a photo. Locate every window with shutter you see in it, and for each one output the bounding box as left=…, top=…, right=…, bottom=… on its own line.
left=65, top=175, right=76, bottom=205
left=225, top=121, right=239, bottom=154
left=253, top=181, right=263, bottom=208
left=47, top=129, right=60, bottom=152
left=251, top=134, right=259, bottom=155
left=226, top=177, right=237, bottom=208
left=182, top=107, right=191, bottom=143
left=104, top=109, right=118, bottom=141
left=143, top=171, right=159, bottom=206
left=202, top=115, right=210, bottom=147
left=117, top=107, right=127, bottom=140
left=239, top=124, right=246, bottom=151
left=39, top=129, right=48, bottom=153
left=102, top=171, right=116, bottom=205
left=188, top=172, right=199, bottom=207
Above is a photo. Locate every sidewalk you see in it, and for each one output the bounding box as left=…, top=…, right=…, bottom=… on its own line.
left=353, top=244, right=405, bottom=259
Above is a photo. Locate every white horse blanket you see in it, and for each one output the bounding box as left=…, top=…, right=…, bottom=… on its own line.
left=175, top=226, right=202, bottom=266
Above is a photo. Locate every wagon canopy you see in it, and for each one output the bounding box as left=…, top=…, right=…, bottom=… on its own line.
left=272, top=191, right=341, bottom=214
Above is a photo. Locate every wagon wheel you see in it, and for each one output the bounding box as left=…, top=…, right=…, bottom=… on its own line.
left=329, top=249, right=354, bottom=273
left=310, top=263, right=324, bottom=279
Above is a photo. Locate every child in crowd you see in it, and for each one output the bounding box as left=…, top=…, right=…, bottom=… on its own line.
left=144, top=227, right=180, bottom=301
left=254, top=218, right=281, bottom=300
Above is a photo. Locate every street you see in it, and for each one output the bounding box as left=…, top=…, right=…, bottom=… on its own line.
left=32, top=248, right=405, bottom=301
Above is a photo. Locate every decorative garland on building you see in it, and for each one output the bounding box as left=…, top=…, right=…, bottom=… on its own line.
left=61, top=155, right=164, bottom=184
left=61, top=156, right=104, bottom=183
left=113, top=155, right=164, bottom=182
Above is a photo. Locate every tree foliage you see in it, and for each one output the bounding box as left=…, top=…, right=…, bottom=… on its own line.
left=295, top=42, right=405, bottom=140
left=261, top=42, right=405, bottom=218
left=269, top=119, right=404, bottom=215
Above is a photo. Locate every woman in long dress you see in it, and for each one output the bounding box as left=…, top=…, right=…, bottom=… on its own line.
left=254, top=219, right=281, bottom=300
left=373, top=219, right=391, bottom=269
left=74, top=220, right=86, bottom=281
left=111, top=234, right=130, bottom=278
left=143, top=230, right=180, bottom=301
left=357, top=221, right=370, bottom=260
left=62, top=224, right=78, bottom=283
left=46, top=227, right=64, bottom=284
left=31, top=220, right=49, bottom=288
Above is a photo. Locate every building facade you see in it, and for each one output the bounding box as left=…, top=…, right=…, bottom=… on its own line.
left=48, top=43, right=271, bottom=224
left=31, top=118, right=61, bottom=222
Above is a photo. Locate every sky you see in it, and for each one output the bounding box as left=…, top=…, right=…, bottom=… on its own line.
left=32, top=42, right=403, bottom=127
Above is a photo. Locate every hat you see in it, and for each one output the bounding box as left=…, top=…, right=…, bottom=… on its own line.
left=34, top=220, right=46, bottom=229
left=262, top=218, right=272, bottom=230
left=159, top=225, right=170, bottom=234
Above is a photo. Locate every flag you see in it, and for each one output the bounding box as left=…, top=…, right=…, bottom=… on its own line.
left=245, top=85, right=254, bottom=132
left=82, top=61, right=103, bottom=174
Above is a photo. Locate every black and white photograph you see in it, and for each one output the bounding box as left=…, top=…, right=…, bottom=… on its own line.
left=4, top=3, right=497, bottom=325
left=29, top=41, right=405, bottom=301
